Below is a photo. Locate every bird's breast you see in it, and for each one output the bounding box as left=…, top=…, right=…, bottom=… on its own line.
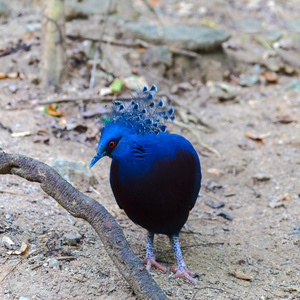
left=110, top=147, right=201, bottom=235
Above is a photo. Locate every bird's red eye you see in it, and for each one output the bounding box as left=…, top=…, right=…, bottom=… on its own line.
left=108, top=141, right=116, bottom=148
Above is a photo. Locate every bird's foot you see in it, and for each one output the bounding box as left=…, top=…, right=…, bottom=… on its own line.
left=170, top=266, right=199, bottom=283
left=142, top=256, right=166, bottom=272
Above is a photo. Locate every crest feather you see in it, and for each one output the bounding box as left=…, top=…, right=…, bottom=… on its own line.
left=106, top=85, right=175, bottom=134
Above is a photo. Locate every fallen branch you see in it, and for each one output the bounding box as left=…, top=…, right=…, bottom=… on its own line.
left=38, top=95, right=117, bottom=105
left=0, top=152, right=167, bottom=300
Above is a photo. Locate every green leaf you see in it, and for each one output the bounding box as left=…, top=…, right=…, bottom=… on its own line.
left=110, top=78, right=123, bottom=92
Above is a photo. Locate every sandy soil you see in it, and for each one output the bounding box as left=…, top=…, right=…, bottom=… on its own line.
left=0, top=1, right=299, bottom=299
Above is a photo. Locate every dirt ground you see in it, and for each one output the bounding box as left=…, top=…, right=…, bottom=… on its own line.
left=0, top=0, right=300, bottom=299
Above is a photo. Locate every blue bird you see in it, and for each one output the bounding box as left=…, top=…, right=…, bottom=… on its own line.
left=89, top=85, right=202, bottom=283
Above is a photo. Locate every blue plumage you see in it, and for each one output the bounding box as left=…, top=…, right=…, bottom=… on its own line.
left=89, top=85, right=202, bottom=283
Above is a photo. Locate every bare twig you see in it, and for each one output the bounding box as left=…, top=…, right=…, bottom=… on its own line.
left=173, top=120, right=220, bottom=157
left=55, top=256, right=76, bottom=261
left=0, top=152, right=167, bottom=300
left=31, top=263, right=43, bottom=270
left=169, top=47, right=199, bottom=58
left=38, top=95, right=117, bottom=105
left=0, top=260, right=22, bottom=282
left=67, top=34, right=150, bottom=48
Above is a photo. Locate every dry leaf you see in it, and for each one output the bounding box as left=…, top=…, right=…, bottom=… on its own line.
left=14, top=242, right=28, bottom=255
left=11, top=131, right=31, bottom=137
left=2, top=236, right=15, bottom=247
left=33, top=137, right=50, bottom=144
left=37, top=128, right=49, bottom=134
left=44, top=103, right=65, bottom=117
left=38, top=234, right=47, bottom=242
left=0, top=72, right=7, bottom=79
left=244, top=131, right=263, bottom=143
left=207, top=168, right=224, bottom=176
left=244, top=131, right=271, bottom=143
left=99, top=87, right=113, bottom=96
left=149, top=0, right=160, bottom=6
left=232, top=271, right=252, bottom=281
left=262, top=71, right=279, bottom=83
left=278, top=193, right=292, bottom=201
left=7, top=72, right=20, bottom=79
left=21, top=31, right=34, bottom=40
left=274, top=115, right=294, bottom=124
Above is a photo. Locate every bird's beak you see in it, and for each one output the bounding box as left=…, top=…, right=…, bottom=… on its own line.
left=89, top=151, right=105, bottom=168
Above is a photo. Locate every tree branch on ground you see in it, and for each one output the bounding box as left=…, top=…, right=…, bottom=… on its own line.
left=0, top=152, right=167, bottom=300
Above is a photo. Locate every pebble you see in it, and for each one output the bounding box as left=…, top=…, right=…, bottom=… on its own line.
left=252, top=173, right=272, bottom=182
left=63, top=231, right=83, bottom=246
left=48, top=258, right=61, bottom=268
left=217, top=211, right=233, bottom=220
left=8, top=85, right=18, bottom=93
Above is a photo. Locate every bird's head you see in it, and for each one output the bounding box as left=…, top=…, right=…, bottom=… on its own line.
left=89, top=84, right=175, bottom=168
left=89, top=121, right=134, bottom=168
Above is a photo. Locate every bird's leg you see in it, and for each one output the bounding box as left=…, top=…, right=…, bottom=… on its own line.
left=142, top=232, right=166, bottom=271
left=169, top=235, right=198, bottom=283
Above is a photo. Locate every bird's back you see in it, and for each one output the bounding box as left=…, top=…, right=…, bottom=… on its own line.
left=110, top=132, right=201, bottom=235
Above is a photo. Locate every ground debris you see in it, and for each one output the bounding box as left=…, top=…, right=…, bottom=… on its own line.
left=217, top=211, right=233, bottom=221
left=205, top=199, right=225, bottom=209
left=252, top=173, right=272, bottom=182
left=231, top=271, right=252, bottom=281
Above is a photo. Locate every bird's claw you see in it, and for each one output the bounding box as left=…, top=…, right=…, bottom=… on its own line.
left=142, top=257, right=166, bottom=271
left=170, top=266, right=199, bottom=283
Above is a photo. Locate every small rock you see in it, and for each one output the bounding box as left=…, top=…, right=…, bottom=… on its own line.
left=283, top=19, right=300, bottom=32
left=8, top=85, right=18, bottom=93
left=263, top=30, right=283, bottom=44
left=123, top=76, right=148, bottom=91
left=65, top=0, right=115, bottom=21
left=141, top=45, right=172, bottom=67
left=269, top=202, right=286, bottom=209
left=124, top=24, right=231, bottom=52
left=205, top=199, right=225, bottom=209
left=102, top=50, right=132, bottom=78
left=207, top=81, right=239, bottom=101
left=0, top=1, right=11, bottom=17
left=290, top=138, right=300, bottom=146
left=49, top=158, right=98, bottom=190
left=222, top=225, right=230, bottom=231
left=48, top=258, right=61, bottom=268
left=232, top=19, right=262, bottom=33
left=217, top=211, right=233, bottom=220
left=277, top=193, right=292, bottom=202
left=63, top=231, right=82, bottom=246
left=2, top=236, right=15, bottom=249
left=239, top=74, right=258, bottom=87
left=205, top=180, right=224, bottom=192
left=253, top=173, right=272, bottom=182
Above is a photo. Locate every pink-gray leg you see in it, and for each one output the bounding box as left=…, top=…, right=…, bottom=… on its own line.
left=142, top=232, right=166, bottom=271
left=169, top=235, right=199, bottom=283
